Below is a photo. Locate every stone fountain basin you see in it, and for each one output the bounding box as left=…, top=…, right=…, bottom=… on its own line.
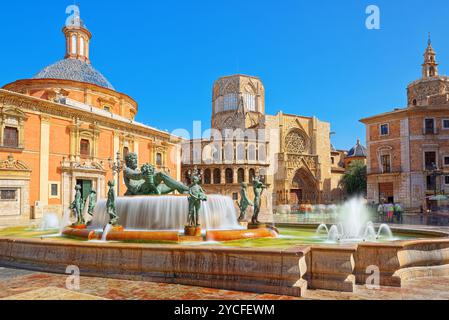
left=62, top=226, right=278, bottom=243
left=1, top=224, right=449, bottom=297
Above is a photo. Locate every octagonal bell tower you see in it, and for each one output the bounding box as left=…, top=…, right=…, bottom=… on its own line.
left=211, top=75, right=265, bottom=132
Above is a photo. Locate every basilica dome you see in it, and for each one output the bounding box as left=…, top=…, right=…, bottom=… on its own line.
left=33, top=59, right=114, bottom=90
left=347, top=139, right=367, bottom=158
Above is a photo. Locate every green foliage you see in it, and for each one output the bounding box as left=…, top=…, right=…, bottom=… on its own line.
left=341, top=161, right=367, bottom=196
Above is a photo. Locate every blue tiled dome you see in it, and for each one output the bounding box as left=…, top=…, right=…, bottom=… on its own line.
left=347, top=140, right=367, bottom=158
left=33, top=59, right=115, bottom=90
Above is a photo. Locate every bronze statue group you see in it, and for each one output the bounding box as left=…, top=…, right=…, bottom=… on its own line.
left=70, top=153, right=267, bottom=229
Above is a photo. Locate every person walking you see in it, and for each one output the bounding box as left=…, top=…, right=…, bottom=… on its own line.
left=387, top=203, right=394, bottom=223
left=395, top=203, right=403, bottom=224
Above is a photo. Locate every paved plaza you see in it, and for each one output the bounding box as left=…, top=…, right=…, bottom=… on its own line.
left=0, top=266, right=448, bottom=300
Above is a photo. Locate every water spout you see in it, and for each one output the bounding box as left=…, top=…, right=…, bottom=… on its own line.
left=101, top=224, right=113, bottom=241
left=316, top=224, right=329, bottom=234
left=377, top=224, right=393, bottom=239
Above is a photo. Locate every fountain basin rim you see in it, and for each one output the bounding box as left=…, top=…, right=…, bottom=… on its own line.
left=62, top=226, right=278, bottom=243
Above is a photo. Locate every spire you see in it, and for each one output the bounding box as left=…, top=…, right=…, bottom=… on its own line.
left=422, top=33, right=438, bottom=78
left=62, top=6, right=92, bottom=63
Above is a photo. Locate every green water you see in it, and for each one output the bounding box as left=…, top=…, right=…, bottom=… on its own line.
left=0, top=226, right=429, bottom=249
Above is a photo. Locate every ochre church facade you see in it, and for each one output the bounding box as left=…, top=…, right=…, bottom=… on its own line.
left=0, top=14, right=181, bottom=226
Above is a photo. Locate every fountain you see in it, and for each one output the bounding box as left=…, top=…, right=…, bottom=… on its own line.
left=62, top=154, right=277, bottom=242
left=90, top=195, right=243, bottom=231
left=316, top=197, right=393, bottom=242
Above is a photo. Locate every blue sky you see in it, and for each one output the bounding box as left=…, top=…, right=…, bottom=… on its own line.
left=0, top=0, right=448, bottom=150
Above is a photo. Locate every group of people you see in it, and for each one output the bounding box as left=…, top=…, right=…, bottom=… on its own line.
left=376, top=202, right=403, bottom=223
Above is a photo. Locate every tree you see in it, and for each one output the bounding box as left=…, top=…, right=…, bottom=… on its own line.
left=341, top=161, right=367, bottom=196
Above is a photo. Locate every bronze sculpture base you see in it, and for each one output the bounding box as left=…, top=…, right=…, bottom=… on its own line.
left=184, top=225, right=202, bottom=237
left=248, top=223, right=267, bottom=230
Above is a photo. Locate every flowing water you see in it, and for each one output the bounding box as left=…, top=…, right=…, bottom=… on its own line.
left=316, top=197, right=394, bottom=242
left=90, top=195, right=243, bottom=231
left=38, top=213, right=60, bottom=230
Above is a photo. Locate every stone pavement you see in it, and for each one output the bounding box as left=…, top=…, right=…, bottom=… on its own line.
left=0, top=266, right=448, bottom=300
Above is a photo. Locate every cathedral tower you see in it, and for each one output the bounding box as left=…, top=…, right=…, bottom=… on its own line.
left=422, top=34, right=438, bottom=79
left=211, top=75, right=265, bottom=132
left=63, top=10, right=92, bottom=63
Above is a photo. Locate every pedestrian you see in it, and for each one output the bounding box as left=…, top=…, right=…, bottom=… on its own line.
left=377, top=203, right=384, bottom=222
left=387, top=203, right=394, bottom=223
left=395, top=203, right=403, bottom=223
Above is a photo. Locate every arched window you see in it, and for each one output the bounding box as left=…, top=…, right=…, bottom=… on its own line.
left=71, top=35, right=77, bottom=55
left=225, top=168, right=233, bottom=184
left=123, top=147, right=129, bottom=159
left=243, top=93, right=256, bottom=112
left=213, top=169, right=221, bottom=184
left=185, top=171, right=191, bottom=186
left=249, top=169, right=256, bottom=183
left=258, top=143, right=266, bottom=162
left=80, top=139, right=90, bottom=157
left=79, top=37, right=85, bottom=56
left=224, top=143, right=234, bottom=163
left=248, top=144, right=256, bottom=161
left=204, top=169, right=211, bottom=184
left=236, top=143, right=246, bottom=162
left=237, top=168, right=245, bottom=183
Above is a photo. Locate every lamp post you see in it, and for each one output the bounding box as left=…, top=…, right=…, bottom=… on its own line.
left=109, top=152, right=124, bottom=196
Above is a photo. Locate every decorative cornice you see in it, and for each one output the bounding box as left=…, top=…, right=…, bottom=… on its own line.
left=0, top=89, right=173, bottom=143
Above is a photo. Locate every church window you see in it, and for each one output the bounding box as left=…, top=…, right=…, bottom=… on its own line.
left=71, top=35, right=77, bottom=55
left=80, top=139, right=90, bottom=157
left=204, top=169, right=211, bottom=184
left=80, top=37, right=85, bottom=56
left=249, top=169, right=256, bottom=182
left=223, top=94, right=238, bottom=111
left=380, top=124, right=389, bottom=136
left=123, top=147, right=129, bottom=159
left=285, top=131, right=306, bottom=154
left=213, top=169, right=221, bottom=184
left=237, top=168, right=245, bottom=183
left=225, top=168, right=233, bottom=184
left=248, top=144, right=257, bottom=161
left=3, top=127, right=19, bottom=148
left=156, top=153, right=163, bottom=166
left=243, top=93, right=256, bottom=112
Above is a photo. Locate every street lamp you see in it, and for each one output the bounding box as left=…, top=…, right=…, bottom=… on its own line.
left=109, top=151, right=124, bottom=196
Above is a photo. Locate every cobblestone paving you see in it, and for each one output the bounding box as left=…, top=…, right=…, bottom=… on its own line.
left=0, top=267, right=448, bottom=300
